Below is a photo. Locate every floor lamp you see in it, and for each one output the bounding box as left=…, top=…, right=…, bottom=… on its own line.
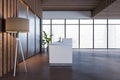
left=6, top=18, right=29, bottom=77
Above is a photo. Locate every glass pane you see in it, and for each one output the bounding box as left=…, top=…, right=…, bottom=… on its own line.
left=42, top=25, right=51, bottom=48
left=94, top=25, right=107, bottom=48
left=66, top=25, right=79, bottom=48
left=94, top=19, right=107, bottom=24
left=42, top=19, right=50, bottom=24
left=42, top=25, right=51, bottom=36
left=36, top=17, right=40, bottom=54
left=52, top=19, right=64, bottom=24
left=18, top=1, right=27, bottom=58
left=52, top=25, right=64, bottom=42
left=80, top=19, right=93, bottom=24
left=66, top=19, right=79, bottom=24
left=28, top=11, right=35, bottom=57
left=109, top=25, right=120, bottom=48
left=80, top=25, right=93, bottom=48
left=108, top=19, right=120, bottom=24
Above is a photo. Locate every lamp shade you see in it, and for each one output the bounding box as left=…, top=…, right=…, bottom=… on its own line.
left=6, top=18, right=29, bottom=32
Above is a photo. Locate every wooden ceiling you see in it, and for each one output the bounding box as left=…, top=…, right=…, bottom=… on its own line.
left=42, top=0, right=120, bottom=18
left=42, top=0, right=102, bottom=11
left=93, top=0, right=120, bottom=18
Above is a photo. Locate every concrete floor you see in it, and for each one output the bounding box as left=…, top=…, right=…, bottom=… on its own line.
left=73, top=49, right=120, bottom=80
left=1, top=49, right=120, bottom=80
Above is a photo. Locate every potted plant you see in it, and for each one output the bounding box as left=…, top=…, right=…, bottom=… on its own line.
left=42, top=31, right=52, bottom=53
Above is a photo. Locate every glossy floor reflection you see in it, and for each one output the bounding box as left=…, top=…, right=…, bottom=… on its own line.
left=1, top=49, right=120, bottom=80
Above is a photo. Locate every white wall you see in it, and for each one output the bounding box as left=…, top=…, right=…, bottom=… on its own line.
left=43, top=11, right=91, bottom=19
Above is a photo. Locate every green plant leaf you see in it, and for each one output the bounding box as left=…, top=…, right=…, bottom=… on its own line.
left=42, top=31, right=52, bottom=46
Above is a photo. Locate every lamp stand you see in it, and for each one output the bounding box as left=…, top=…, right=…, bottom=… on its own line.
left=13, top=38, right=27, bottom=77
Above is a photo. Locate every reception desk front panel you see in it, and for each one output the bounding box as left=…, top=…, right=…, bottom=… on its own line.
left=49, top=38, right=72, bottom=66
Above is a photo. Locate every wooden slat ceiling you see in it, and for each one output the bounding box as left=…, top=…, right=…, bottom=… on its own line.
left=93, top=0, right=120, bottom=18
left=42, top=0, right=101, bottom=11
left=41, top=0, right=119, bottom=18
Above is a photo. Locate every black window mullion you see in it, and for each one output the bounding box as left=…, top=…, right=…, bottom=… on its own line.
left=107, top=19, right=108, bottom=49
left=50, top=19, right=52, bottom=42
left=93, top=19, right=94, bottom=49
left=79, top=19, right=80, bottom=48
left=65, top=19, right=66, bottom=38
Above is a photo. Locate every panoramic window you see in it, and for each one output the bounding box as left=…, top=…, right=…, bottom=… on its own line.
left=52, top=25, right=64, bottom=42
left=80, top=25, right=93, bottom=48
left=108, top=19, right=120, bottom=24
left=80, top=19, right=93, bottom=24
left=66, top=25, right=79, bottom=48
left=42, top=25, right=51, bottom=36
left=52, top=19, right=64, bottom=24
left=94, top=25, right=107, bottom=48
left=66, top=19, right=79, bottom=24
left=108, top=19, right=120, bottom=48
left=42, top=19, right=120, bottom=49
left=42, top=19, right=50, bottom=24
left=80, top=19, right=93, bottom=48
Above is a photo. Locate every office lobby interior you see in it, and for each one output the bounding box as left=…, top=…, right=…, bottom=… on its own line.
left=1, top=0, right=120, bottom=80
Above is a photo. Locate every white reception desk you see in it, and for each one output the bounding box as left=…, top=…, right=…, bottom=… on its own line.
left=49, top=38, right=72, bottom=66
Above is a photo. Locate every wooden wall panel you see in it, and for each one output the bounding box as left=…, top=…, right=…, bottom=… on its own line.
left=13, top=0, right=17, bottom=17
left=3, top=33, right=6, bottom=74
left=11, top=0, right=14, bottom=17
left=0, top=0, right=2, bottom=76
left=36, top=0, right=42, bottom=18
left=0, top=0, right=2, bottom=18
left=7, top=34, right=10, bottom=72
left=10, top=0, right=16, bottom=71
left=8, top=0, right=10, bottom=18
left=0, top=0, right=42, bottom=77
left=7, top=0, right=11, bottom=69
left=12, top=0, right=17, bottom=70
left=0, top=0, right=2, bottom=33
left=5, top=33, right=8, bottom=73
left=0, top=19, right=1, bottom=32
left=10, top=33, right=14, bottom=70
left=7, top=0, right=11, bottom=72
left=3, top=0, right=7, bottom=75
left=2, top=0, right=16, bottom=75
left=10, top=0, right=14, bottom=69
left=4, top=0, right=7, bottom=19
left=9, top=0, right=14, bottom=71
left=22, top=0, right=42, bottom=18
left=0, top=33, right=2, bottom=77
left=22, top=0, right=35, bottom=13
left=9, top=0, right=15, bottom=71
